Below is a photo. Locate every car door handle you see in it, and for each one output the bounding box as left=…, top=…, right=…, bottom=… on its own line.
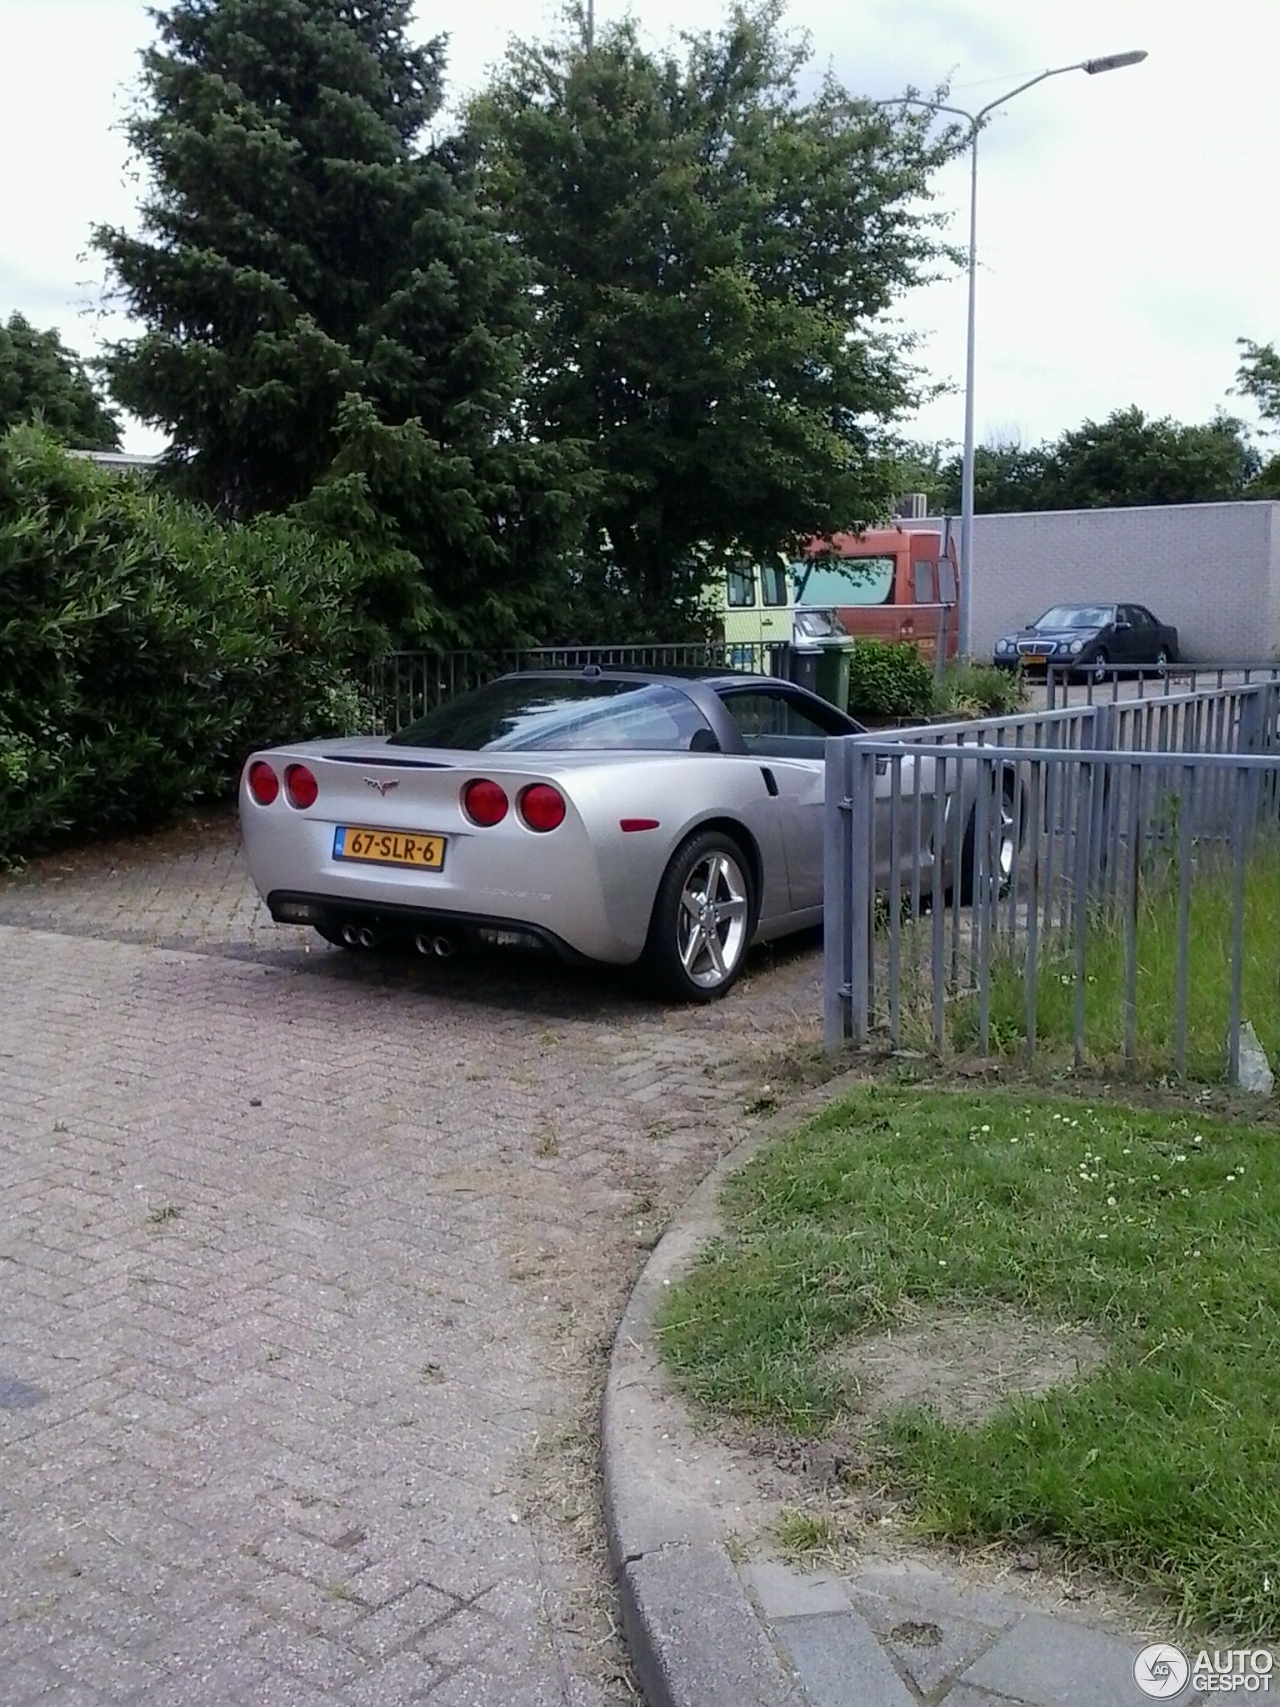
left=760, top=767, right=779, bottom=797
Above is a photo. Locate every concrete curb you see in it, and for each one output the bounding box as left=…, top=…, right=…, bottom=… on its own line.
left=601, top=1068, right=869, bottom=1707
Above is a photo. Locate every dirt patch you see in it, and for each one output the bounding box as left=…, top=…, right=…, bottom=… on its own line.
left=830, top=1302, right=1107, bottom=1428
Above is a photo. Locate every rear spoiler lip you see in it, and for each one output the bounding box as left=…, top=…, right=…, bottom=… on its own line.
left=319, top=753, right=453, bottom=769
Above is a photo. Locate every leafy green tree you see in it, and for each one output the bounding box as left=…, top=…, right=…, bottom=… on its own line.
left=94, top=0, right=586, bottom=644
left=1237, top=339, right=1280, bottom=425
left=883, top=439, right=953, bottom=516
left=0, top=314, right=120, bottom=449
left=936, top=439, right=1052, bottom=514
left=933, top=408, right=1259, bottom=514
left=467, top=2, right=959, bottom=629
left=1042, top=407, right=1258, bottom=509
left=1237, top=339, right=1280, bottom=496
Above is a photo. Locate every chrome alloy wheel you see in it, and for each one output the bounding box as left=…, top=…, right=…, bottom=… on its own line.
left=676, top=850, right=750, bottom=990
left=978, top=784, right=1018, bottom=890
left=996, top=789, right=1016, bottom=881
left=958, top=775, right=1021, bottom=905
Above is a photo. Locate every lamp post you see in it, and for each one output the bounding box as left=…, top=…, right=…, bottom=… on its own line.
left=886, top=50, right=1147, bottom=658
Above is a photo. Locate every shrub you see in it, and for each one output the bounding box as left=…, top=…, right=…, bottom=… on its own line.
left=933, top=659, right=1026, bottom=719
left=846, top=638, right=935, bottom=719
left=0, top=428, right=383, bottom=861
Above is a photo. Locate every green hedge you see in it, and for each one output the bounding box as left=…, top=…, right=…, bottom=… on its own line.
left=0, top=428, right=383, bottom=862
left=846, top=637, right=935, bottom=719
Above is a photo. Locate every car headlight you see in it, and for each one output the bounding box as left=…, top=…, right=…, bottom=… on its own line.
left=1069, top=639, right=1084, bottom=654
left=995, top=638, right=1010, bottom=654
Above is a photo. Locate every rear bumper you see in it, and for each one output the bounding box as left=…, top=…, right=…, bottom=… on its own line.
left=267, top=890, right=593, bottom=964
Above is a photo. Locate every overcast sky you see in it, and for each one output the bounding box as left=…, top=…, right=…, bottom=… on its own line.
left=3, top=0, right=1276, bottom=455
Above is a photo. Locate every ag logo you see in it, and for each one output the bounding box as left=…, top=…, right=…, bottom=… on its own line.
left=1134, top=1644, right=1190, bottom=1698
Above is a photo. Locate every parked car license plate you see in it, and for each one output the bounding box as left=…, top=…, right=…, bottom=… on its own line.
left=1024, top=653, right=1046, bottom=665
left=333, top=826, right=446, bottom=870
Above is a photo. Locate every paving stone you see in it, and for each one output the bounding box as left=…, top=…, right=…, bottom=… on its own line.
left=960, top=1611, right=1153, bottom=1706
left=746, top=1561, right=854, bottom=1620
left=847, top=1563, right=1025, bottom=1632
left=850, top=1588, right=1003, bottom=1694
left=942, top=1688, right=1033, bottom=1707
left=622, top=1543, right=804, bottom=1707
left=425, top=1666, right=575, bottom=1707
left=774, top=1610, right=917, bottom=1707
left=0, top=819, right=821, bottom=1706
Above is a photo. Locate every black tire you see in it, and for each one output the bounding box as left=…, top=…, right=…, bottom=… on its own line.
left=640, top=830, right=756, bottom=1002
left=957, top=773, right=1021, bottom=906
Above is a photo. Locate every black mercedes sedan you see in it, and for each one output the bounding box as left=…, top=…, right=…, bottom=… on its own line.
left=992, top=602, right=1179, bottom=678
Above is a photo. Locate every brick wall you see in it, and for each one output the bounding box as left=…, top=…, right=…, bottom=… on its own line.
left=925, top=502, right=1280, bottom=664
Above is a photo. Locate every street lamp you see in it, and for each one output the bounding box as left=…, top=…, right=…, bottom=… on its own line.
left=884, top=50, right=1147, bottom=657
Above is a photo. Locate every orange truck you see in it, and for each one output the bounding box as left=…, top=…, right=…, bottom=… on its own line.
left=793, top=525, right=960, bottom=661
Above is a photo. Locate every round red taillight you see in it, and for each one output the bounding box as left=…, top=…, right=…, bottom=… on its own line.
left=284, top=764, right=319, bottom=809
left=518, top=784, right=566, bottom=833
left=462, top=778, right=508, bottom=826
left=248, top=761, right=279, bottom=805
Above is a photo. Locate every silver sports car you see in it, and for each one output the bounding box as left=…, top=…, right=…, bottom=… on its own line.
left=239, top=668, right=1001, bottom=1000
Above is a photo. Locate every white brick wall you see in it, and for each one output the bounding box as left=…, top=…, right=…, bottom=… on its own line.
left=924, top=502, right=1280, bottom=665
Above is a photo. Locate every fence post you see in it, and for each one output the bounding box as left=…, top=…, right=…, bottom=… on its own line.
left=823, top=737, right=854, bottom=1053
left=847, top=746, right=876, bottom=1046
left=1086, top=701, right=1117, bottom=894
left=368, top=657, right=384, bottom=736
left=1227, top=765, right=1249, bottom=1084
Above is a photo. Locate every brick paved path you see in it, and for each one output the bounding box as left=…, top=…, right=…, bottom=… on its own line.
left=0, top=811, right=822, bottom=1705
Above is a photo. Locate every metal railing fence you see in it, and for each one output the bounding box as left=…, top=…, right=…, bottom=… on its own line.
left=367, top=642, right=787, bottom=732
left=1044, top=660, right=1280, bottom=710
left=824, top=680, right=1280, bottom=1081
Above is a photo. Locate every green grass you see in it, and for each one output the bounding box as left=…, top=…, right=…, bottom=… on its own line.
left=772, top=1509, right=847, bottom=1559
left=953, top=842, right=1280, bottom=1079
left=658, top=1086, right=1280, bottom=1637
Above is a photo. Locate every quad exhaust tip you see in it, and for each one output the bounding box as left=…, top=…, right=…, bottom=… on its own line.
left=342, top=924, right=380, bottom=949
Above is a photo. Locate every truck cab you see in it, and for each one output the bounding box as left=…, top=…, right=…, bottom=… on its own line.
left=794, top=527, right=959, bottom=661
left=716, top=556, right=796, bottom=654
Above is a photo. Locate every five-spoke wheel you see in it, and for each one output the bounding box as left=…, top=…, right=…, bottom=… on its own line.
left=642, top=830, right=755, bottom=1000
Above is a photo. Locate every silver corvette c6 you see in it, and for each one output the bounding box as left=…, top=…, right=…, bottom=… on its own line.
left=239, top=669, right=1006, bottom=1001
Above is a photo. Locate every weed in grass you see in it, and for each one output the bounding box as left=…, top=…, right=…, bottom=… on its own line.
left=773, top=1508, right=841, bottom=1559
left=744, top=1085, right=779, bottom=1115
left=658, top=1086, right=1280, bottom=1638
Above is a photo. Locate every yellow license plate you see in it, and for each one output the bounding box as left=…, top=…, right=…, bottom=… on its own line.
left=333, top=826, right=446, bottom=870
left=1024, top=654, right=1046, bottom=666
